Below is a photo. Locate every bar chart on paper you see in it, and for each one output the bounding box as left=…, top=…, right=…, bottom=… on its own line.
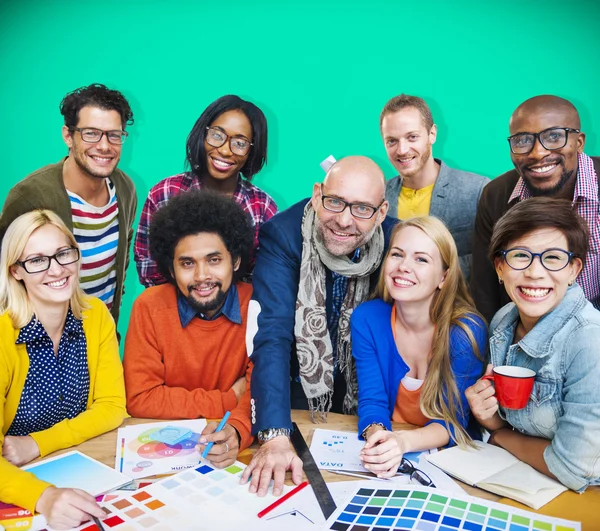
left=310, top=429, right=434, bottom=473
left=323, top=484, right=581, bottom=531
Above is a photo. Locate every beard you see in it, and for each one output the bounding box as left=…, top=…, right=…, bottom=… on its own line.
left=396, top=143, right=432, bottom=179
left=522, top=167, right=575, bottom=197
left=71, top=139, right=119, bottom=179
left=186, top=282, right=227, bottom=315
left=315, top=216, right=378, bottom=257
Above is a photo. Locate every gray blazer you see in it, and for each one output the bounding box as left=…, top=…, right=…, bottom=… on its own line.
left=385, top=159, right=489, bottom=283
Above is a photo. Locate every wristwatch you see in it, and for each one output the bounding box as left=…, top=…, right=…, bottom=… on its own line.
left=361, top=422, right=386, bottom=440
left=257, top=428, right=291, bottom=445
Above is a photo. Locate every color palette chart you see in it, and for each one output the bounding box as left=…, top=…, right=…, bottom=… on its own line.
left=68, top=459, right=292, bottom=531
left=323, top=485, right=580, bottom=531
left=116, top=419, right=207, bottom=479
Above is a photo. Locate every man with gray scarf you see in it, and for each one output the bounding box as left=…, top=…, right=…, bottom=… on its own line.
left=241, top=156, right=395, bottom=496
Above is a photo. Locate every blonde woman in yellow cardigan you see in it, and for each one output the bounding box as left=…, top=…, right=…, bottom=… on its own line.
left=0, top=210, right=126, bottom=530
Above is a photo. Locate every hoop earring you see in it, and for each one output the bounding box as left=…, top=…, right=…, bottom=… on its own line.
left=498, top=278, right=503, bottom=285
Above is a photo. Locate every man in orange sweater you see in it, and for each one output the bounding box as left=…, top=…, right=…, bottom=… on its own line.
left=123, top=190, right=254, bottom=468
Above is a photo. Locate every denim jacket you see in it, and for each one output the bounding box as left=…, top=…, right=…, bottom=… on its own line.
left=489, top=284, right=600, bottom=492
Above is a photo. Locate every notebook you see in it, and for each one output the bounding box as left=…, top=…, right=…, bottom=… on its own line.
left=426, top=441, right=567, bottom=509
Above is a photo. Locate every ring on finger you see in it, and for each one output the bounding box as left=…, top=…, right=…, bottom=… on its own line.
left=224, top=442, right=229, bottom=453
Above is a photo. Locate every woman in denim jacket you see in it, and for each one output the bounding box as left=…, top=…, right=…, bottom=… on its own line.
left=466, top=197, right=600, bottom=492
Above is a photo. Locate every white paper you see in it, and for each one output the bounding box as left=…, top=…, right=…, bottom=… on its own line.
left=114, top=419, right=207, bottom=479
left=259, top=480, right=363, bottom=529
left=309, top=428, right=435, bottom=473
left=426, top=440, right=519, bottom=485
left=63, top=457, right=293, bottom=531
left=414, top=455, right=465, bottom=495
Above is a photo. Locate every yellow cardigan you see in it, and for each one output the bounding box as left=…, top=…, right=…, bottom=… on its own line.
left=0, top=297, right=127, bottom=512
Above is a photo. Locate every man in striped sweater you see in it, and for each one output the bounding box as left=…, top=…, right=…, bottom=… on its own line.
left=0, top=84, right=137, bottom=326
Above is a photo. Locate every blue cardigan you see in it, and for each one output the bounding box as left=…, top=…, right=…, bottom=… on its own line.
left=350, top=298, right=487, bottom=440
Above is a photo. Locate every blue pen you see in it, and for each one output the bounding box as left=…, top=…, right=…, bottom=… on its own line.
left=201, top=411, right=231, bottom=459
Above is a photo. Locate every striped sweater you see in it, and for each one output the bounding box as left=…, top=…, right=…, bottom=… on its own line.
left=68, top=182, right=119, bottom=307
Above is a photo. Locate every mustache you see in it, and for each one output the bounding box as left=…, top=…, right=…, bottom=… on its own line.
left=522, top=155, right=563, bottom=169
left=324, top=221, right=360, bottom=236
left=187, top=281, right=222, bottom=291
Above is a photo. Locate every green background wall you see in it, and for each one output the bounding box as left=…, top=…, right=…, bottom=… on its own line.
left=1, top=0, right=599, bottom=342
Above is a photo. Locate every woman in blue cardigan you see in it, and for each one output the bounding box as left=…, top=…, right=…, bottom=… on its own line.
left=351, top=217, right=486, bottom=478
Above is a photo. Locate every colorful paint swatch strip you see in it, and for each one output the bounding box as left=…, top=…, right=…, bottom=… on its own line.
left=71, top=459, right=291, bottom=530
left=323, top=486, right=580, bottom=531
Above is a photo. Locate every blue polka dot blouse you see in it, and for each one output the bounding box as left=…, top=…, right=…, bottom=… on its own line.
left=7, top=310, right=90, bottom=436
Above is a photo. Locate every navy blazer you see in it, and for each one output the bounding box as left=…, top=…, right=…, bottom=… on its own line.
left=248, top=198, right=397, bottom=433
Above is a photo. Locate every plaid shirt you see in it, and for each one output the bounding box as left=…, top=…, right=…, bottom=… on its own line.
left=134, top=173, right=278, bottom=287
left=508, top=152, right=600, bottom=309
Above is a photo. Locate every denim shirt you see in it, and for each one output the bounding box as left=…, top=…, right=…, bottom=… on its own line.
left=489, top=284, right=600, bottom=492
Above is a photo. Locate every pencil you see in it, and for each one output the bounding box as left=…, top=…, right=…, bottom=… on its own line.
left=257, top=481, right=309, bottom=518
left=201, top=411, right=231, bottom=459
left=92, top=516, right=106, bottom=530
left=119, top=437, right=125, bottom=473
left=330, top=470, right=391, bottom=482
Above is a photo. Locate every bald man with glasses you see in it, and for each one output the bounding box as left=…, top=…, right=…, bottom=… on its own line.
left=0, top=83, right=137, bottom=326
left=241, top=156, right=396, bottom=497
left=471, top=95, right=600, bottom=322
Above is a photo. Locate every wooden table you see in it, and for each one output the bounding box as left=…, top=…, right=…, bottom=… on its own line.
left=48, top=411, right=600, bottom=530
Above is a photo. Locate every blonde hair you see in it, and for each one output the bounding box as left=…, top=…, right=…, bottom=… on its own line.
left=375, top=217, right=484, bottom=447
left=0, top=210, right=88, bottom=328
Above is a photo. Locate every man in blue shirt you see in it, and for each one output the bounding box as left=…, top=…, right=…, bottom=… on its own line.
left=241, top=156, right=396, bottom=496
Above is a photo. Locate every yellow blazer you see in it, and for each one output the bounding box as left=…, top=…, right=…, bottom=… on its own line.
left=0, top=297, right=126, bottom=512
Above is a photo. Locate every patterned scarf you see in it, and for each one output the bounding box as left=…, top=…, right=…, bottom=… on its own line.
left=294, top=202, right=384, bottom=421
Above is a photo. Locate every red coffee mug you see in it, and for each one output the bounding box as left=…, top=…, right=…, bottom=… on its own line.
left=481, top=366, right=535, bottom=410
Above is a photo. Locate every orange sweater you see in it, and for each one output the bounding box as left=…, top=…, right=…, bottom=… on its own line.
left=123, top=282, right=253, bottom=449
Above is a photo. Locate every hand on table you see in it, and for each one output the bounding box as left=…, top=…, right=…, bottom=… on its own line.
left=360, top=429, right=409, bottom=478
left=2, top=435, right=40, bottom=466
left=240, top=436, right=303, bottom=497
left=196, top=422, right=239, bottom=468
left=35, top=486, right=105, bottom=530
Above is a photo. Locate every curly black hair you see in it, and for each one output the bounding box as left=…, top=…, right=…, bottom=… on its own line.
left=149, top=190, right=254, bottom=284
left=60, top=83, right=134, bottom=129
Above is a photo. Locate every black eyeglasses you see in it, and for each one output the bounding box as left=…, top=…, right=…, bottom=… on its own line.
left=507, top=127, right=580, bottom=155
left=499, top=248, right=575, bottom=272
left=16, top=247, right=80, bottom=274
left=205, top=127, right=253, bottom=156
left=320, top=185, right=384, bottom=220
left=398, top=458, right=436, bottom=487
left=70, top=127, right=128, bottom=145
